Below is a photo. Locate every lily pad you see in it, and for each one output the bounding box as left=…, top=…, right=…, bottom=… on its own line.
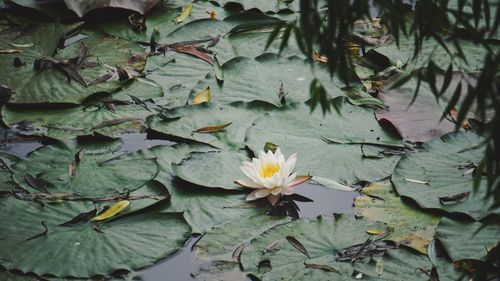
left=139, top=144, right=269, bottom=234
left=63, top=0, right=160, bottom=17
left=101, top=1, right=231, bottom=42
left=355, top=180, right=440, bottom=253
left=246, top=119, right=400, bottom=185
left=0, top=197, right=190, bottom=278
left=2, top=79, right=162, bottom=139
left=392, top=131, right=499, bottom=220
left=195, top=212, right=291, bottom=261
left=172, top=150, right=249, bottom=190
left=436, top=217, right=500, bottom=262
left=11, top=140, right=158, bottom=197
left=148, top=102, right=273, bottom=149
left=240, top=216, right=435, bottom=281
left=192, top=54, right=352, bottom=107
left=5, top=29, right=144, bottom=104
left=214, top=0, right=299, bottom=13
left=251, top=101, right=402, bottom=147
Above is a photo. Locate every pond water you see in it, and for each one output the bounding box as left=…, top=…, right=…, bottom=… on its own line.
left=0, top=126, right=358, bottom=281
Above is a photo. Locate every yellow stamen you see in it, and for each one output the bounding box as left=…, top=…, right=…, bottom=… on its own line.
left=260, top=163, right=280, bottom=178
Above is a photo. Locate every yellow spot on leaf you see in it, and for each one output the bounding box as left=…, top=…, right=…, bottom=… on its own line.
left=193, top=86, right=211, bottom=105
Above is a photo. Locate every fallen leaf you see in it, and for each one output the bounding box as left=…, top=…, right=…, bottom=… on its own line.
left=175, top=3, right=193, bottom=24
left=10, top=43, right=34, bottom=48
left=193, top=87, right=211, bottom=105
left=404, top=178, right=429, bottom=185
left=286, top=236, right=310, bottom=258
left=60, top=208, right=97, bottom=227
left=194, top=122, right=232, bottom=133
left=0, top=49, right=22, bottom=54
left=92, top=200, right=130, bottom=221
left=438, top=192, right=470, bottom=204
left=313, top=51, right=327, bottom=63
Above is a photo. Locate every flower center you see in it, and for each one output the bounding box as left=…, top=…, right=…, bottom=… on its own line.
left=260, top=163, right=280, bottom=178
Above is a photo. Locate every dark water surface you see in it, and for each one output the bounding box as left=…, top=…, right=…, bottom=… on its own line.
left=0, top=128, right=357, bottom=281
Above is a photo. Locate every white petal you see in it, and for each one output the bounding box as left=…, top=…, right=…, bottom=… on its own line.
left=234, top=179, right=262, bottom=189
left=270, top=186, right=282, bottom=195
left=284, top=153, right=297, bottom=176
left=283, top=172, right=297, bottom=186
left=241, top=165, right=260, bottom=183
left=246, top=189, right=270, bottom=201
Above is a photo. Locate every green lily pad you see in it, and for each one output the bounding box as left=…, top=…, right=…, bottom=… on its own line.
left=392, top=131, right=499, bottom=220
left=192, top=54, right=352, bottom=107
left=0, top=197, right=190, bottom=278
left=239, top=216, right=435, bottom=281
left=146, top=52, right=213, bottom=109
left=355, top=180, right=440, bottom=254
left=214, top=0, right=299, bottom=13
left=172, top=150, right=249, bottom=190
left=436, top=217, right=500, bottom=262
left=2, top=79, right=162, bottom=139
left=4, top=29, right=143, bottom=104
left=251, top=101, right=401, bottom=147
left=246, top=121, right=400, bottom=185
left=139, top=144, right=270, bottom=234
left=148, top=102, right=273, bottom=149
left=101, top=1, right=231, bottom=42
left=195, top=212, right=291, bottom=261
left=11, top=140, right=158, bottom=198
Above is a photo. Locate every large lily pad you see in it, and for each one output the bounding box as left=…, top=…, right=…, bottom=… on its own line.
left=148, top=102, right=273, bottom=149
left=251, top=101, right=401, bottom=146
left=172, top=150, right=249, bottom=190
left=214, top=0, right=299, bottom=13
left=355, top=180, right=440, bottom=254
left=436, top=217, right=500, bottom=262
left=392, top=131, right=499, bottom=220
left=2, top=79, right=162, bottom=139
left=11, top=140, right=158, bottom=197
left=192, top=54, right=352, bottom=107
left=4, top=29, right=144, bottom=104
left=0, top=197, right=190, bottom=278
left=140, top=144, right=269, bottom=234
left=240, top=216, right=435, bottom=281
left=195, top=212, right=291, bottom=261
left=101, top=1, right=231, bottom=42
left=246, top=119, right=400, bottom=185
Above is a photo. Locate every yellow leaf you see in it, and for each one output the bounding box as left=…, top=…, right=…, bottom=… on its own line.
left=175, top=3, right=193, bottom=24
left=193, top=86, right=211, bottom=105
left=195, top=122, right=232, bottom=133
left=92, top=200, right=130, bottom=221
left=206, top=10, right=217, bottom=19
left=366, top=229, right=385, bottom=235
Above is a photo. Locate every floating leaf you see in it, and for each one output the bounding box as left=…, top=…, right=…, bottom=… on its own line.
left=63, top=0, right=160, bottom=17
left=193, top=86, right=211, bottom=105
left=175, top=3, right=194, bottom=24
left=392, top=131, right=499, bottom=220
left=195, top=122, right=232, bottom=133
left=214, top=55, right=224, bottom=82
left=92, top=200, right=130, bottom=221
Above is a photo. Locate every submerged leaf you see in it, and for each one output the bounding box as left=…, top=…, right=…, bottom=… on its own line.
left=92, top=200, right=130, bottom=221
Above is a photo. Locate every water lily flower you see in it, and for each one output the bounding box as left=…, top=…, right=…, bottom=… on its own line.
left=234, top=148, right=311, bottom=205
